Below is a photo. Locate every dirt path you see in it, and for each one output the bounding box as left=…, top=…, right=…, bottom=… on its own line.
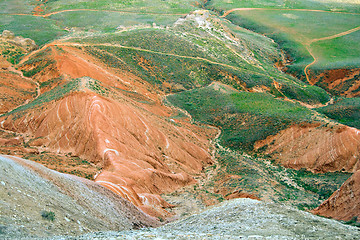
left=1, top=9, right=187, bottom=18
left=304, top=25, right=360, bottom=83
left=222, top=8, right=360, bottom=84
left=221, top=7, right=360, bottom=17
left=40, top=9, right=187, bottom=18
left=51, top=41, right=266, bottom=77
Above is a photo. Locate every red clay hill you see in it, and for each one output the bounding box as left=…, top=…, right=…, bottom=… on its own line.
left=312, top=170, right=360, bottom=223
left=0, top=44, right=215, bottom=218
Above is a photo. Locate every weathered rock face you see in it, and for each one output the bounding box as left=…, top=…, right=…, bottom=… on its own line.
left=255, top=123, right=360, bottom=173
left=0, top=155, right=159, bottom=238
left=1, top=30, right=15, bottom=40
left=0, top=30, right=37, bottom=51
left=312, top=170, right=360, bottom=222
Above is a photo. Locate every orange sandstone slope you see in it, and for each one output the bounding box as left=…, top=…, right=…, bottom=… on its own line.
left=0, top=77, right=214, bottom=217
left=255, top=123, right=360, bottom=173
left=309, top=68, right=360, bottom=97
left=0, top=56, right=38, bottom=114
left=312, top=170, right=360, bottom=222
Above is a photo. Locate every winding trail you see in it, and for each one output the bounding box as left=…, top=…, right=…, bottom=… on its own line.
left=222, top=7, right=360, bottom=17
left=37, top=41, right=266, bottom=76
left=222, top=7, right=360, bottom=84
left=1, top=9, right=187, bottom=18
left=304, top=25, right=360, bottom=83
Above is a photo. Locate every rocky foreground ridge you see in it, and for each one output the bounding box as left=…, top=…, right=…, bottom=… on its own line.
left=2, top=154, right=360, bottom=239
left=0, top=155, right=159, bottom=239
left=60, top=198, right=360, bottom=240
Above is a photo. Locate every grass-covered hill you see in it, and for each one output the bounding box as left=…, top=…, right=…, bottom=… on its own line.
left=167, top=82, right=314, bottom=151
left=62, top=13, right=330, bottom=105
left=208, top=1, right=360, bottom=97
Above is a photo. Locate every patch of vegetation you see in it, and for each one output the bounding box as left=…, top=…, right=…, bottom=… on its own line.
left=0, top=0, right=38, bottom=14
left=0, top=41, right=25, bottom=64
left=167, top=84, right=315, bottom=151
left=49, top=11, right=181, bottom=33
left=77, top=25, right=329, bottom=104
left=41, top=210, right=55, bottom=221
left=22, top=60, right=54, bottom=77
left=316, top=97, right=360, bottom=128
left=30, top=0, right=197, bottom=14
left=0, top=15, right=66, bottom=46
left=206, top=0, right=360, bottom=13
left=193, top=143, right=351, bottom=211
left=83, top=44, right=254, bottom=92
left=225, top=10, right=360, bottom=75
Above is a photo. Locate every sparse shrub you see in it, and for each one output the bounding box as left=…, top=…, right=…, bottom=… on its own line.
left=41, top=210, right=55, bottom=221
left=344, top=216, right=360, bottom=228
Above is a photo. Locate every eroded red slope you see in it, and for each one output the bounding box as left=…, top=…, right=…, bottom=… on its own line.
left=0, top=80, right=213, bottom=217
left=0, top=56, right=38, bottom=114
left=255, top=123, right=360, bottom=173
left=312, top=170, right=360, bottom=222
left=309, top=68, right=360, bottom=97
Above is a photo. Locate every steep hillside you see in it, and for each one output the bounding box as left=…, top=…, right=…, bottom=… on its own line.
left=312, top=170, right=360, bottom=223
left=255, top=124, right=360, bottom=173
left=0, top=56, right=38, bottom=114
left=0, top=155, right=158, bottom=238
left=316, top=97, right=360, bottom=129
left=0, top=77, right=214, bottom=217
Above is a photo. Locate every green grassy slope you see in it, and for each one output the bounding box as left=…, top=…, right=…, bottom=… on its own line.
left=48, top=11, right=181, bottom=32
left=166, top=83, right=315, bottom=151
left=0, top=15, right=66, bottom=46
left=225, top=10, right=360, bottom=76
left=207, top=147, right=351, bottom=209
left=166, top=83, right=350, bottom=209
left=31, top=0, right=197, bottom=14
left=0, top=0, right=38, bottom=14
left=316, top=97, right=360, bottom=128
left=70, top=19, right=329, bottom=104
left=311, top=30, right=360, bottom=69
left=206, top=0, right=360, bottom=13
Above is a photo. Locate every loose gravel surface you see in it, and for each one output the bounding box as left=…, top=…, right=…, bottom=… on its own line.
left=62, top=198, right=360, bottom=240
left=0, top=155, right=158, bottom=239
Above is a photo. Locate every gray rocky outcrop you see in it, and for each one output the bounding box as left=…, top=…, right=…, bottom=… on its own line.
left=1, top=30, right=37, bottom=51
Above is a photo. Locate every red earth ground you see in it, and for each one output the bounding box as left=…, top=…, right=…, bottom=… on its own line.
left=2, top=41, right=360, bottom=220
left=255, top=123, right=360, bottom=173
left=0, top=44, right=216, bottom=218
